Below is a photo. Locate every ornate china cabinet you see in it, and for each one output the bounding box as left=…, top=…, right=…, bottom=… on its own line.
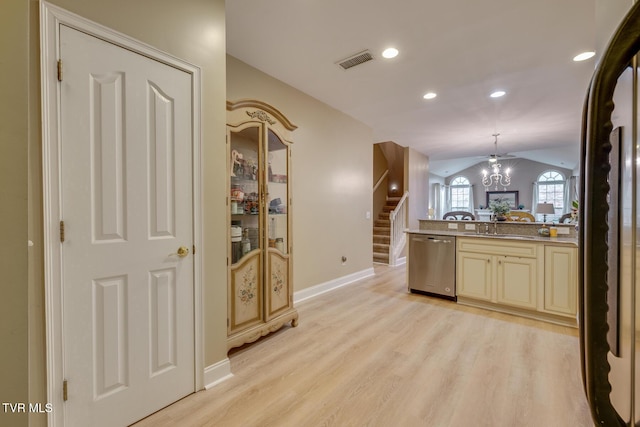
left=226, top=99, right=298, bottom=350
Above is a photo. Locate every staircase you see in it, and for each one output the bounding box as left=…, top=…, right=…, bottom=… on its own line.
left=373, top=196, right=401, bottom=264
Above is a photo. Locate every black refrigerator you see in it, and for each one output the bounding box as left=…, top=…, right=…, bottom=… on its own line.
left=580, top=2, right=640, bottom=425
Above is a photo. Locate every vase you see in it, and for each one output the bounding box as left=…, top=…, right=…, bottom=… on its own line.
left=496, top=215, right=507, bottom=221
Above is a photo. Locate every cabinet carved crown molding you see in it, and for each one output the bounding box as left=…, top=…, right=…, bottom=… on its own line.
left=246, top=110, right=276, bottom=125
left=227, top=99, right=298, bottom=131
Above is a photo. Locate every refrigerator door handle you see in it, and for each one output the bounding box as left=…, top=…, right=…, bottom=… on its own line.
left=580, top=2, right=640, bottom=425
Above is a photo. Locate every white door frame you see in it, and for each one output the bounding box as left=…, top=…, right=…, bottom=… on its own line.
left=39, top=3, right=204, bottom=426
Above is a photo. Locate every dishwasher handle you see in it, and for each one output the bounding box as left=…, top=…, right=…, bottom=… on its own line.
left=413, top=236, right=454, bottom=244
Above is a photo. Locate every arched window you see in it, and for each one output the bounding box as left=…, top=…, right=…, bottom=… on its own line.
left=450, top=176, right=472, bottom=211
left=536, top=170, right=565, bottom=221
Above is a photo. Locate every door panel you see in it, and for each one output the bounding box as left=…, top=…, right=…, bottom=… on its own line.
left=60, top=25, right=194, bottom=427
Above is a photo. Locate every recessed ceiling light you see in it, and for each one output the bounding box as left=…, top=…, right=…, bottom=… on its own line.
left=382, top=48, right=399, bottom=59
left=573, top=51, right=596, bottom=61
left=423, top=92, right=437, bottom=100
left=490, top=90, right=506, bottom=98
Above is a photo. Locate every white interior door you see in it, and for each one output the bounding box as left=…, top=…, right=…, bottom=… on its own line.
left=59, top=24, right=195, bottom=427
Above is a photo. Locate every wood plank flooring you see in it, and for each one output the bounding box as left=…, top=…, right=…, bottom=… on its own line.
left=133, top=265, right=594, bottom=427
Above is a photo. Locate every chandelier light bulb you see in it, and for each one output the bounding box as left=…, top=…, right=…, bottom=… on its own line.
left=482, top=133, right=512, bottom=190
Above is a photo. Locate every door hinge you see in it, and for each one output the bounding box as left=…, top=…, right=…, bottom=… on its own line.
left=63, top=380, right=68, bottom=401
left=60, top=220, right=65, bottom=243
left=227, top=318, right=229, bottom=327
left=57, top=59, right=63, bottom=81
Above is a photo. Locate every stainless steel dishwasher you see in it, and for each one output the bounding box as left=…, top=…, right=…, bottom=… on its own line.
left=407, top=233, right=456, bottom=300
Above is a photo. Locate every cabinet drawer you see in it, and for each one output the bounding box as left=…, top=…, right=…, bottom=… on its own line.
left=457, top=237, right=538, bottom=257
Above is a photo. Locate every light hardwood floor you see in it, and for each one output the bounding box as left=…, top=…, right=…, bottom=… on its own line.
left=133, top=265, right=594, bottom=427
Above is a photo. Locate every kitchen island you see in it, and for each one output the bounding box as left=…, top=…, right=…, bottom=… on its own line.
left=407, top=219, right=578, bottom=327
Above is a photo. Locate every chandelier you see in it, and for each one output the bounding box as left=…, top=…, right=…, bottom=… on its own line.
left=482, top=133, right=512, bottom=190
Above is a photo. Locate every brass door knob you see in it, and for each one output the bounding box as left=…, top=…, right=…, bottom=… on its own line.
left=176, top=246, right=189, bottom=258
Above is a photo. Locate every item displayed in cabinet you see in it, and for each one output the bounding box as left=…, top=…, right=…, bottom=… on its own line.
left=230, top=149, right=243, bottom=177
left=271, top=174, right=287, bottom=183
left=231, top=225, right=242, bottom=263
left=241, top=228, right=251, bottom=255
left=269, top=198, right=282, bottom=214
left=275, top=238, right=284, bottom=252
left=230, top=186, right=244, bottom=202
left=243, top=192, right=259, bottom=214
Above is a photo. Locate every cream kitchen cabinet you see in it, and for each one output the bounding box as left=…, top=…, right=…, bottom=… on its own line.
left=457, top=252, right=493, bottom=301
left=496, top=255, right=538, bottom=310
left=456, top=237, right=576, bottom=326
left=226, top=99, right=299, bottom=350
left=542, top=245, right=578, bottom=317
left=457, top=238, right=539, bottom=310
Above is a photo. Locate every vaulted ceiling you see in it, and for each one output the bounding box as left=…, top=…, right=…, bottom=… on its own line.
left=226, top=1, right=595, bottom=177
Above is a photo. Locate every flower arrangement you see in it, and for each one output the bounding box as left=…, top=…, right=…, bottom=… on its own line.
left=571, top=200, right=579, bottom=221
left=489, top=198, right=511, bottom=217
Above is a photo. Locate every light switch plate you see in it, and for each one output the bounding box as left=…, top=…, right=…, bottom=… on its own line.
left=556, top=227, right=570, bottom=235
left=465, top=224, right=476, bottom=230
left=448, top=223, right=458, bottom=229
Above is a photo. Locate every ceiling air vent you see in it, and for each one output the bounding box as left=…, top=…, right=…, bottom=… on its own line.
left=336, top=50, right=374, bottom=70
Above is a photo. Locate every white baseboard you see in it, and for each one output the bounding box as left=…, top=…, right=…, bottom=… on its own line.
left=393, top=256, right=406, bottom=266
left=204, top=358, right=233, bottom=390
left=294, top=267, right=375, bottom=304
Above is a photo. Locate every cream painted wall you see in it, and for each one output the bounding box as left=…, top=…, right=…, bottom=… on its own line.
left=13, top=2, right=228, bottom=426
left=378, top=141, right=405, bottom=196
left=1, top=1, right=30, bottom=426
left=227, top=56, right=373, bottom=290
left=405, top=148, right=430, bottom=230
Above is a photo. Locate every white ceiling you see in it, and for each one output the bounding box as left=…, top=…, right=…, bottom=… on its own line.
left=226, top=0, right=595, bottom=177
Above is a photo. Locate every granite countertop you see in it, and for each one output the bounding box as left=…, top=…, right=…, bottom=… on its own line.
left=405, top=229, right=578, bottom=246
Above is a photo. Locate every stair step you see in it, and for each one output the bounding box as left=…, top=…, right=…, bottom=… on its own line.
left=373, top=235, right=390, bottom=244
left=373, top=253, right=389, bottom=263
left=373, top=243, right=389, bottom=255
left=373, top=227, right=390, bottom=236
left=374, top=219, right=390, bottom=227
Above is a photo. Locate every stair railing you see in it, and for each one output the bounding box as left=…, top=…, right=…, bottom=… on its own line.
left=373, top=169, right=389, bottom=193
left=389, top=191, right=408, bottom=266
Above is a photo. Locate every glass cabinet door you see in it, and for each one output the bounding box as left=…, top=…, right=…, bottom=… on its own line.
left=230, top=126, right=261, bottom=264
left=265, top=129, right=292, bottom=320
left=228, top=125, right=263, bottom=333
left=266, top=129, right=289, bottom=254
